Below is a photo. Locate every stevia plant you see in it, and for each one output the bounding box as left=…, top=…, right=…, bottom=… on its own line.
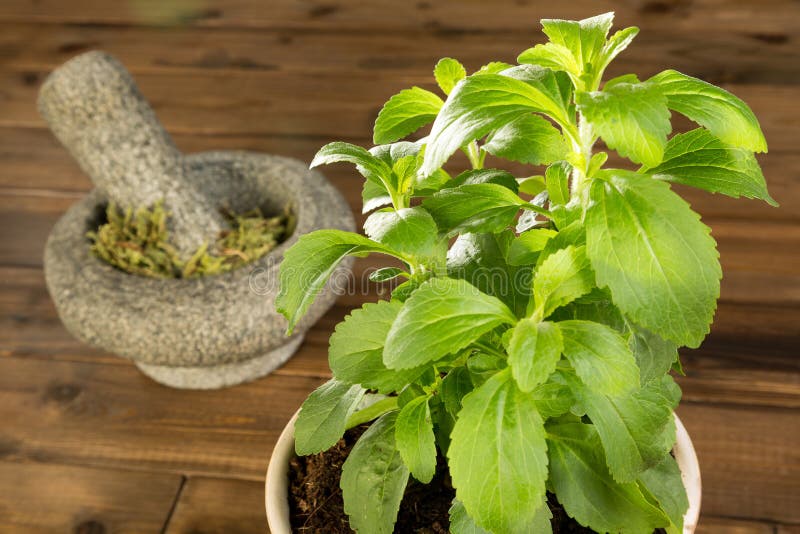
left=276, top=12, right=775, bottom=534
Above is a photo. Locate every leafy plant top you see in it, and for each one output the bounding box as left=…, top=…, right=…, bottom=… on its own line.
left=276, top=12, right=774, bottom=534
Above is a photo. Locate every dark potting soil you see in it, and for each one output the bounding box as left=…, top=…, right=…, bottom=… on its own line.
left=288, top=427, right=666, bottom=533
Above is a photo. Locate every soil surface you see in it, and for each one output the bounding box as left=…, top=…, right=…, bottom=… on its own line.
left=288, top=427, right=666, bottom=533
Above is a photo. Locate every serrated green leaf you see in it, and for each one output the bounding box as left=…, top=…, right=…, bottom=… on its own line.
left=596, top=26, right=639, bottom=75
left=507, top=228, right=557, bottom=266
left=423, top=183, right=526, bottom=236
left=312, top=141, right=395, bottom=191
left=558, top=319, right=640, bottom=397
left=373, top=87, right=443, bottom=145
left=484, top=114, right=568, bottom=166
left=295, top=379, right=365, bottom=455
left=441, top=366, right=474, bottom=417
left=644, top=129, right=776, bottom=205
left=434, top=57, right=467, bottom=95
left=448, top=370, right=549, bottom=533
left=329, top=300, right=424, bottom=393
left=586, top=170, right=721, bottom=347
left=362, top=179, right=393, bottom=214
left=517, top=42, right=580, bottom=77
left=506, top=319, right=563, bottom=391
left=384, top=277, right=516, bottom=369
left=449, top=499, right=491, bottom=534
left=363, top=207, right=443, bottom=262
left=447, top=231, right=532, bottom=317
left=532, top=245, right=595, bottom=319
left=578, top=81, right=671, bottom=167
left=547, top=422, right=670, bottom=532
left=638, top=454, right=690, bottom=533
left=649, top=69, right=767, bottom=152
left=531, top=377, right=575, bottom=418
left=341, top=412, right=409, bottom=534
left=277, top=229, right=401, bottom=333
left=395, top=395, right=437, bottom=483
left=449, top=168, right=519, bottom=192
left=545, top=161, right=571, bottom=205
left=572, top=374, right=680, bottom=482
left=422, top=66, right=573, bottom=175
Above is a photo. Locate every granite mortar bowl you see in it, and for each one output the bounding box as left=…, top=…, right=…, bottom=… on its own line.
left=44, top=151, right=355, bottom=389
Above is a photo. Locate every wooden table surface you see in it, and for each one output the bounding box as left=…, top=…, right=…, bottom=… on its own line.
left=0, top=1, right=798, bottom=532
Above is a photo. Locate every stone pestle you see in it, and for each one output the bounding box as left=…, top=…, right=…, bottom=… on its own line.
left=37, top=51, right=227, bottom=259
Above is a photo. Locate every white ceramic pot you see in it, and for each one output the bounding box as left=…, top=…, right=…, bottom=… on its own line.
left=265, top=412, right=701, bottom=533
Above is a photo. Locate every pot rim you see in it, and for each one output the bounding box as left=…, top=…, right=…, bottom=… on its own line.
left=265, top=411, right=701, bottom=533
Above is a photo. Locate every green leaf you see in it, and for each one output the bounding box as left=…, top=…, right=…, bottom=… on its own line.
left=531, top=377, right=575, bottom=418
left=628, top=322, right=680, bottom=384
left=363, top=207, right=443, bottom=262
left=369, top=266, right=405, bottom=282
left=638, top=454, right=690, bottom=533
left=447, top=231, right=532, bottom=317
left=373, top=87, right=444, bottom=144
left=596, top=26, right=639, bottom=75
left=362, top=179, right=393, bottom=213
left=547, top=422, right=670, bottom=532
left=532, top=245, right=595, bottom=318
left=341, top=412, right=409, bottom=534
left=449, top=168, right=519, bottom=192
left=276, top=229, right=399, bottom=333
left=311, top=141, right=395, bottom=191
left=506, top=228, right=557, bottom=266
left=294, top=379, right=365, bottom=455
left=577, top=81, right=671, bottom=167
left=423, top=183, right=526, bottom=236
left=434, top=57, right=467, bottom=95
left=517, top=42, right=580, bottom=77
left=506, top=319, right=563, bottom=391
left=649, top=69, right=767, bottom=152
left=643, top=129, right=776, bottom=205
left=395, top=395, right=437, bottom=483
left=440, top=366, right=474, bottom=418
left=483, top=114, right=568, bottom=166
left=449, top=499, right=490, bottom=534
left=573, top=374, right=680, bottom=482
left=448, top=371, right=549, bottom=533
left=540, top=12, right=615, bottom=88
left=422, top=66, right=573, bottom=175
left=586, top=170, right=721, bottom=347
left=384, top=278, right=516, bottom=369
left=545, top=161, right=571, bottom=205
left=329, top=300, right=425, bottom=393
left=518, top=175, right=546, bottom=196
left=473, top=61, right=514, bottom=75
left=558, top=319, right=640, bottom=397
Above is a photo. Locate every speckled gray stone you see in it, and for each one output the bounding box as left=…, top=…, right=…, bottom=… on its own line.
left=38, top=51, right=226, bottom=258
left=41, top=53, right=355, bottom=389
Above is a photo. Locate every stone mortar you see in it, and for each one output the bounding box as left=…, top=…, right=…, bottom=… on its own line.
left=45, top=151, right=355, bottom=389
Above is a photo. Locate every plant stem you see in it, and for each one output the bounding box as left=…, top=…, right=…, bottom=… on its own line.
left=345, top=397, right=398, bottom=430
left=466, top=141, right=484, bottom=169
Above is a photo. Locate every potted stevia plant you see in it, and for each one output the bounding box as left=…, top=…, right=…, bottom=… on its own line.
left=266, top=12, right=775, bottom=533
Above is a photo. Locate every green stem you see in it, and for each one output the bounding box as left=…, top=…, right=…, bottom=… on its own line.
left=466, top=141, right=484, bottom=169
left=473, top=341, right=507, bottom=360
left=345, top=397, right=398, bottom=430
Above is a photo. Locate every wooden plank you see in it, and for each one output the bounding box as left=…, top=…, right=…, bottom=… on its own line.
left=0, top=127, right=796, bottom=223
left=0, top=22, right=797, bottom=84
left=165, top=477, right=267, bottom=534
left=697, top=517, right=777, bottom=533
left=0, top=66, right=796, bottom=147
left=0, top=460, right=181, bottom=533
left=677, top=402, right=800, bottom=524
left=0, top=356, right=323, bottom=480
left=0, top=0, right=796, bottom=35
left=2, top=266, right=798, bottom=409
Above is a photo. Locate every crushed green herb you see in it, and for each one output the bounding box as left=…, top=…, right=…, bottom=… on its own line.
left=88, top=201, right=292, bottom=278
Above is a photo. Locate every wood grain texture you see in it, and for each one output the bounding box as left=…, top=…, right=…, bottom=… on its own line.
left=696, top=517, right=777, bottom=533
left=0, top=0, right=797, bottom=35
left=165, top=477, right=268, bottom=534
left=0, top=461, right=182, bottom=533
left=0, top=355, right=323, bottom=480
